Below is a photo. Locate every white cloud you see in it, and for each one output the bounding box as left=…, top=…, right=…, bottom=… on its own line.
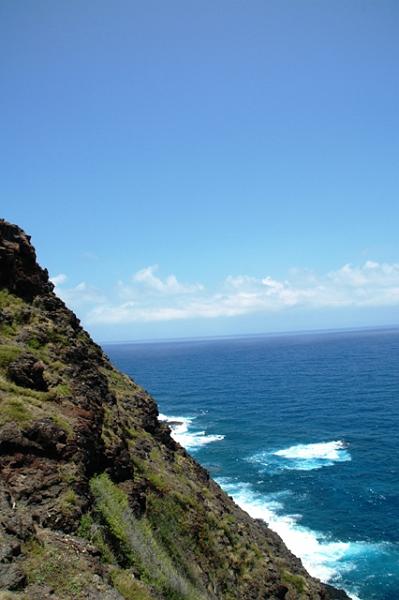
left=328, top=261, right=399, bottom=288
left=50, top=273, right=67, bottom=286
left=132, top=265, right=203, bottom=295
left=53, top=261, right=399, bottom=326
left=51, top=276, right=106, bottom=309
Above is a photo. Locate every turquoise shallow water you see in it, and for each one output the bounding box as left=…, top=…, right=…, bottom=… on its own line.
left=105, top=328, right=399, bottom=600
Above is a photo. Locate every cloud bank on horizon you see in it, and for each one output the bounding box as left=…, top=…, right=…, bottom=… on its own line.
left=50, top=260, right=399, bottom=328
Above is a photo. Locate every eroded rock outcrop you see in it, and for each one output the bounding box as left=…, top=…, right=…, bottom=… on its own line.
left=0, top=219, right=349, bottom=600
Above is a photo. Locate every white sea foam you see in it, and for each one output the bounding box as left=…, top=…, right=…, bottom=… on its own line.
left=159, top=413, right=224, bottom=450
left=160, top=416, right=372, bottom=599
left=250, top=440, right=351, bottom=471
left=275, top=440, right=349, bottom=461
left=216, top=477, right=374, bottom=600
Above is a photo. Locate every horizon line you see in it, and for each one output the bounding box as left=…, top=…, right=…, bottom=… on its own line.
left=100, top=323, right=399, bottom=346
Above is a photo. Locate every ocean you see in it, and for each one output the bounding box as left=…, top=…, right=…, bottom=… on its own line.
left=104, top=328, right=399, bottom=600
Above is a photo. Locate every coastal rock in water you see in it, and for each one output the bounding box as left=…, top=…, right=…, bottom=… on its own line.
left=0, top=219, right=349, bottom=599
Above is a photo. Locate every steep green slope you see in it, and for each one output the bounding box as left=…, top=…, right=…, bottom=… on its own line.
left=0, top=220, right=348, bottom=600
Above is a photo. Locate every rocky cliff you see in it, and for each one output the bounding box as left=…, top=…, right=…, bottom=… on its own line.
left=0, top=220, right=349, bottom=600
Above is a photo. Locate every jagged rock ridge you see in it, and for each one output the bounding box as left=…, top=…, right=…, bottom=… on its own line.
left=0, top=219, right=349, bottom=600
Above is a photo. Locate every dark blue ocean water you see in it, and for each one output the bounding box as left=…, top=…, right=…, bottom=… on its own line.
left=104, top=328, right=399, bottom=600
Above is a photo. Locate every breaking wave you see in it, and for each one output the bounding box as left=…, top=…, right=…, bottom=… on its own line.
left=215, top=477, right=379, bottom=600
left=159, top=413, right=224, bottom=450
left=250, top=440, right=351, bottom=472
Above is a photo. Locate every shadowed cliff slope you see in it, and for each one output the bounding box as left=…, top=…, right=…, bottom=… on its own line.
left=0, top=220, right=349, bottom=600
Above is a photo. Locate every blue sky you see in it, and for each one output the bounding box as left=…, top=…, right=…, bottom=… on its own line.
left=1, top=1, right=398, bottom=341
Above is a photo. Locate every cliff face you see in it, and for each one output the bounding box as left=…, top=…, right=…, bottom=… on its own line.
left=0, top=220, right=348, bottom=600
